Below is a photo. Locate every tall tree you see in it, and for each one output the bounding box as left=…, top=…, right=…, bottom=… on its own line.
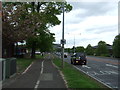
left=28, top=2, right=72, bottom=58
left=2, top=2, right=72, bottom=58
left=85, top=44, right=94, bottom=55
left=113, top=34, right=120, bottom=58
left=76, top=46, right=85, bottom=53
left=2, top=3, right=43, bottom=57
left=96, top=41, right=108, bottom=56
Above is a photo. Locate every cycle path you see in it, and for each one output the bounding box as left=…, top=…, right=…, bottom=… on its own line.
left=2, top=57, right=66, bottom=89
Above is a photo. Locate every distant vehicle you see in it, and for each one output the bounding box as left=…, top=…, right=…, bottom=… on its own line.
left=71, top=53, right=87, bottom=65
left=35, top=51, right=41, bottom=55
left=55, top=52, right=61, bottom=56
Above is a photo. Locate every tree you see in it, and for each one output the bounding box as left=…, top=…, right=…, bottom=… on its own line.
left=38, top=30, right=55, bottom=52
left=2, top=2, right=72, bottom=58
left=113, top=34, right=120, bottom=58
left=85, top=44, right=94, bottom=55
left=26, top=29, right=55, bottom=54
left=27, top=2, right=72, bottom=58
left=96, top=41, right=109, bottom=56
left=2, top=3, right=38, bottom=44
left=64, top=48, right=71, bottom=53
left=76, top=46, right=85, bottom=53
left=2, top=3, right=42, bottom=57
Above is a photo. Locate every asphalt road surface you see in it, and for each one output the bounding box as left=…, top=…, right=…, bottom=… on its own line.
left=2, top=54, right=66, bottom=89
left=64, top=55, right=119, bottom=89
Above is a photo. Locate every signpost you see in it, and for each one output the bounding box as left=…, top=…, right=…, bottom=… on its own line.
left=61, top=2, right=65, bottom=69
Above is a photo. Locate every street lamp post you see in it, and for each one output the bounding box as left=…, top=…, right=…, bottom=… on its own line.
left=68, top=33, right=81, bottom=54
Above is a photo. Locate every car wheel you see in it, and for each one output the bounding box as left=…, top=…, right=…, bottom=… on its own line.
left=84, top=62, right=87, bottom=65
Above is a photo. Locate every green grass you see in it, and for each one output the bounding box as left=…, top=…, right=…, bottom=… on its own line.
left=53, top=57, right=108, bottom=89
left=16, top=55, right=43, bottom=73
left=16, top=58, right=34, bottom=73
left=36, top=54, right=44, bottom=59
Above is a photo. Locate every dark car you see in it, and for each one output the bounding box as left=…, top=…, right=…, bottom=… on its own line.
left=71, top=53, right=87, bottom=65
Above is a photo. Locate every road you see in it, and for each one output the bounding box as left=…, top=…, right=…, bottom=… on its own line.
left=64, top=55, right=119, bottom=89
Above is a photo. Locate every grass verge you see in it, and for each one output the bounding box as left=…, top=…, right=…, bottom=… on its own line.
left=53, top=56, right=109, bottom=89
left=36, top=54, right=44, bottom=59
left=17, top=55, right=43, bottom=73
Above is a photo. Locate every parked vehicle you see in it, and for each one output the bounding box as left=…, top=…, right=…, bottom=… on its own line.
left=35, top=51, right=41, bottom=55
left=71, top=53, right=87, bottom=65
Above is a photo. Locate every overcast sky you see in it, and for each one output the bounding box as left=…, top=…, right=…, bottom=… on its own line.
left=50, top=1, right=118, bottom=48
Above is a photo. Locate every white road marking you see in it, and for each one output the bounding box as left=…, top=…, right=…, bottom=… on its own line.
left=108, top=71, right=118, bottom=74
left=104, top=71, right=118, bottom=75
left=22, top=62, right=34, bottom=75
left=106, top=64, right=118, bottom=68
left=41, top=61, right=44, bottom=74
left=73, top=66, right=112, bottom=89
left=34, top=60, right=44, bottom=89
left=100, top=71, right=106, bottom=75
left=36, top=80, right=40, bottom=85
left=88, top=71, right=101, bottom=76
left=34, top=84, right=39, bottom=89
left=82, top=65, right=91, bottom=69
left=93, top=70, right=118, bottom=75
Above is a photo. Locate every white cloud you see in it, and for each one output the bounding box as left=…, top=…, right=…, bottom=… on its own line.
left=50, top=2, right=118, bottom=48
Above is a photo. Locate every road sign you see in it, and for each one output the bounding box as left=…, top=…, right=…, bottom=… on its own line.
left=61, top=39, right=66, bottom=44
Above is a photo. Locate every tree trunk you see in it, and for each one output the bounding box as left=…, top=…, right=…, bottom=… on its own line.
left=2, top=42, right=15, bottom=58
left=31, top=42, right=36, bottom=59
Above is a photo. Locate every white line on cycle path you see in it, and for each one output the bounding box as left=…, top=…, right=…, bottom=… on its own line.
left=34, top=60, right=44, bottom=90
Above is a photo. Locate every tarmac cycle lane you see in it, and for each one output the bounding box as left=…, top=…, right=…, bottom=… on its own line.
left=2, top=55, right=66, bottom=89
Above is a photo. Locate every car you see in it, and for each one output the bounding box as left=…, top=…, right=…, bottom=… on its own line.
left=35, top=51, right=41, bottom=55
left=71, top=53, right=87, bottom=65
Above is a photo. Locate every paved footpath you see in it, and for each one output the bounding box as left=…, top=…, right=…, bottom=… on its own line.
left=2, top=55, right=66, bottom=89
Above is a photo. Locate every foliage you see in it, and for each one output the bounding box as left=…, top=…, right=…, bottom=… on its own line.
left=38, top=30, right=55, bottom=52
left=113, top=34, right=120, bottom=58
left=64, top=48, right=71, bottom=53
left=75, top=46, right=85, bottom=53
left=85, top=44, right=94, bottom=55
left=26, top=29, right=55, bottom=51
left=2, top=3, right=38, bottom=45
left=2, top=2, right=72, bottom=44
left=26, top=2, right=72, bottom=58
left=2, top=2, right=72, bottom=58
left=96, top=41, right=109, bottom=56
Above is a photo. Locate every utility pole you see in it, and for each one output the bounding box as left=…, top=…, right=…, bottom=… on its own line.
left=61, top=2, right=65, bottom=69
left=118, top=1, right=120, bottom=35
